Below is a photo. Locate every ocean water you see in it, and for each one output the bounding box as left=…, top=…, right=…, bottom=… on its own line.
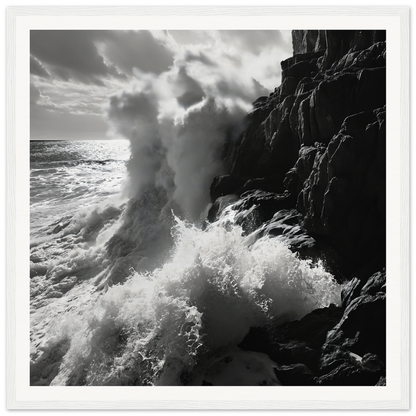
left=30, top=139, right=341, bottom=386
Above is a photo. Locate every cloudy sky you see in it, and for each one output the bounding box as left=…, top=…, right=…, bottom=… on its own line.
left=30, top=30, right=292, bottom=141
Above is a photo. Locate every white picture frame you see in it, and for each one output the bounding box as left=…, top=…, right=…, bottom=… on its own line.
left=6, top=5, right=409, bottom=410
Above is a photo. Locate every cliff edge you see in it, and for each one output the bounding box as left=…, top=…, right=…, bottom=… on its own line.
left=208, top=30, right=386, bottom=386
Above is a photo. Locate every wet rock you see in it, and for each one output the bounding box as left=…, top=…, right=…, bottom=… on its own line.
left=224, top=105, right=274, bottom=179
left=282, top=59, right=320, bottom=86
left=337, top=293, right=386, bottom=359
left=210, top=175, right=245, bottom=202
left=280, top=76, right=298, bottom=96
left=281, top=50, right=325, bottom=73
left=283, top=144, right=325, bottom=197
left=232, top=190, right=295, bottom=233
left=253, top=208, right=341, bottom=264
left=240, top=178, right=283, bottom=195
left=322, top=30, right=386, bottom=70
left=292, top=30, right=323, bottom=54
left=239, top=305, right=342, bottom=378
left=273, top=363, right=317, bottom=385
left=360, top=269, right=386, bottom=296
left=288, top=91, right=313, bottom=147
left=341, top=277, right=362, bottom=308
left=297, top=108, right=386, bottom=272
left=318, top=357, right=384, bottom=386
left=333, top=41, right=386, bottom=73
left=207, top=194, right=239, bottom=223
left=316, top=274, right=386, bottom=385
left=197, top=349, right=282, bottom=386
left=308, top=68, right=385, bottom=145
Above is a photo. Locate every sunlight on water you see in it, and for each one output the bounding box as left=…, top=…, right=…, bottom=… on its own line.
left=30, top=140, right=130, bottom=234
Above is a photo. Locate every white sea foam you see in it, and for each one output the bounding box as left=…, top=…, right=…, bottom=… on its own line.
left=31, top=212, right=341, bottom=386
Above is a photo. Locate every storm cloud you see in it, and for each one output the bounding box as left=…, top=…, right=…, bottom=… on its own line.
left=30, top=29, right=291, bottom=144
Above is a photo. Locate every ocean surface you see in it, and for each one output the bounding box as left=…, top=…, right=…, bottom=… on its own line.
left=30, top=139, right=341, bottom=386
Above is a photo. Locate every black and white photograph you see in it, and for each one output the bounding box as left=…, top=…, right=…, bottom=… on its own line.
left=29, top=28, right=388, bottom=388
left=4, top=4, right=411, bottom=410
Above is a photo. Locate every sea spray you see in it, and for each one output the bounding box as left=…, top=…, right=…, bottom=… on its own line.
left=31, top=213, right=341, bottom=386
left=106, top=45, right=270, bottom=220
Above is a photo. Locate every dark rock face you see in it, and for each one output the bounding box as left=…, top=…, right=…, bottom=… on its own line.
left=317, top=270, right=386, bottom=385
left=207, top=194, right=239, bottom=223
left=208, top=30, right=386, bottom=385
left=292, top=30, right=385, bottom=68
left=292, top=30, right=325, bottom=54
left=296, top=108, right=386, bottom=273
left=239, top=270, right=385, bottom=385
left=239, top=304, right=343, bottom=381
left=232, top=190, right=294, bottom=231
left=210, top=175, right=244, bottom=202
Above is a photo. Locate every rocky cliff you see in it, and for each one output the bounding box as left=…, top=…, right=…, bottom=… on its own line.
left=208, top=30, right=386, bottom=385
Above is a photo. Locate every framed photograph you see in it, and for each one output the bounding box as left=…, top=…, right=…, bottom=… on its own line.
left=6, top=6, right=409, bottom=410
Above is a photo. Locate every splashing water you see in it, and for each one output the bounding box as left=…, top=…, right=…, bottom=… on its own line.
left=31, top=210, right=341, bottom=386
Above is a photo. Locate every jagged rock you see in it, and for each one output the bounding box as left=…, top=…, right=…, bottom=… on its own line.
left=360, top=269, right=386, bottom=296
left=210, top=175, right=245, bottom=202
left=284, top=144, right=326, bottom=197
left=317, top=356, right=384, bottom=386
left=341, top=277, right=362, bottom=308
left=224, top=105, right=274, bottom=178
left=241, top=177, right=283, bottom=194
left=290, top=305, right=344, bottom=349
left=332, top=41, right=386, bottom=73
left=326, top=293, right=386, bottom=360
left=273, top=341, right=315, bottom=367
left=317, top=276, right=386, bottom=385
left=292, top=30, right=385, bottom=67
left=253, top=209, right=316, bottom=253
left=232, top=190, right=295, bottom=233
left=292, top=30, right=322, bottom=54
left=239, top=305, right=342, bottom=378
left=295, top=77, right=319, bottom=95
left=282, top=59, right=320, bottom=86
left=207, top=194, right=239, bottom=223
left=289, top=91, right=313, bottom=147
left=280, top=76, right=298, bottom=96
left=296, top=108, right=386, bottom=271
left=308, top=68, right=386, bottom=145
left=221, top=37, right=385, bottom=196
left=273, top=363, right=317, bottom=385
left=224, top=97, right=299, bottom=189
left=322, top=30, right=386, bottom=70
left=281, top=50, right=325, bottom=73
